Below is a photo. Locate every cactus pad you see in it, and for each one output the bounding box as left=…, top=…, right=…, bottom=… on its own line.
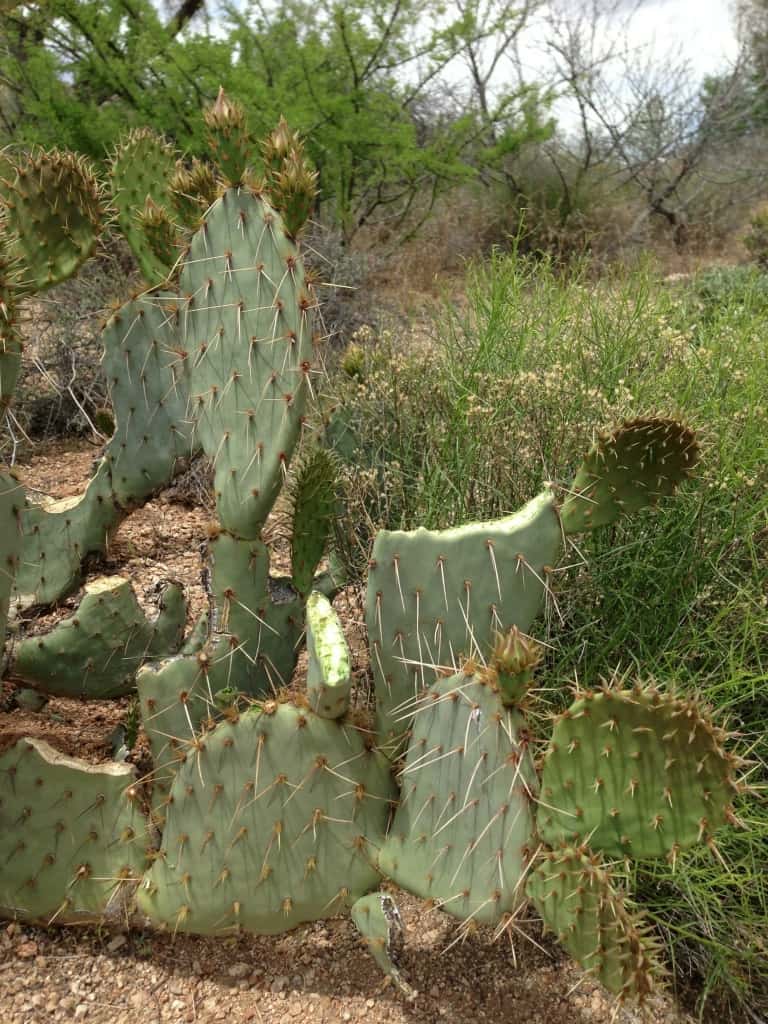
left=538, top=684, right=742, bottom=858
left=0, top=470, right=23, bottom=643
left=306, top=592, right=351, bottom=719
left=289, top=446, right=338, bottom=596
left=0, top=148, right=104, bottom=292
left=366, top=491, right=562, bottom=743
left=378, top=670, right=537, bottom=926
left=101, top=292, right=195, bottom=506
left=0, top=233, right=23, bottom=413
left=0, top=738, right=148, bottom=923
left=559, top=418, right=699, bottom=534
left=526, top=845, right=663, bottom=1002
left=137, top=700, right=395, bottom=934
left=12, top=576, right=187, bottom=698
left=14, top=459, right=121, bottom=607
left=203, top=88, right=251, bottom=186
left=204, top=532, right=304, bottom=696
left=109, top=128, right=177, bottom=283
left=183, top=186, right=315, bottom=538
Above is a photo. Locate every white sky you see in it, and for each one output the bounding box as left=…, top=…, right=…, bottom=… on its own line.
left=617, top=0, right=739, bottom=76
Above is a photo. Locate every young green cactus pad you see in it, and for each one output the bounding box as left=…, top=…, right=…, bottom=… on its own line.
left=538, top=683, right=742, bottom=859
left=136, top=700, right=396, bottom=935
left=101, top=292, right=196, bottom=506
left=204, top=532, right=304, bottom=696
left=203, top=88, right=251, bottom=187
left=0, top=470, right=23, bottom=644
left=271, top=150, right=318, bottom=238
left=490, top=626, right=542, bottom=707
left=183, top=186, right=315, bottom=538
left=137, top=198, right=181, bottom=280
left=526, top=846, right=663, bottom=1002
left=169, top=159, right=218, bottom=228
left=559, top=417, right=699, bottom=534
left=366, top=491, right=562, bottom=743
left=109, top=128, right=177, bottom=283
left=306, top=592, right=351, bottom=719
left=14, top=459, right=122, bottom=607
left=11, top=576, right=187, bottom=699
left=351, top=892, right=415, bottom=998
left=378, top=669, right=537, bottom=927
left=289, top=446, right=338, bottom=596
left=0, top=148, right=104, bottom=293
left=0, top=738, right=148, bottom=923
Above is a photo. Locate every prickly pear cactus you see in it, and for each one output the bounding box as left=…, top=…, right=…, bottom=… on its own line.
left=109, top=128, right=177, bottom=284
left=0, top=738, right=148, bottom=923
left=560, top=418, right=699, bottom=533
left=538, top=683, right=743, bottom=858
left=0, top=148, right=104, bottom=293
left=203, top=88, right=251, bottom=187
left=137, top=700, right=396, bottom=934
left=526, top=846, right=663, bottom=1001
left=378, top=668, right=537, bottom=926
left=0, top=470, right=22, bottom=644
left=351, top=892, right=415, bottom=997
left=0, top=233, right=22, bottom=414
left=11, top=577, right=186, bottom=698
left=183, top=186, right=315, bottom=538
left=367, top=491, right=562, bottom=744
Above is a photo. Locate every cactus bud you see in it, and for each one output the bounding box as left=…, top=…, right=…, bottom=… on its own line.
left=204, top=86, right=251, bottom=185
left=271, top=149, right=318, bottom=236
left=491, top=626, right=542, bottom=705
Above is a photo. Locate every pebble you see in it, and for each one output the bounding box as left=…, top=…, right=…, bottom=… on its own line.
left=227, top=962, right=251, bottom=979
left=107, top=934, right=128, bottom=953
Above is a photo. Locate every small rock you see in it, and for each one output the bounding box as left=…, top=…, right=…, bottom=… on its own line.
left=227, top=962, right=251, bottom=980
left=171, top=999, right=185, bottom=1011
left=107, top=934, right=128, bottom=953
left=15, top=942, right=37, bottom=959
left=270, top=975, right=288, bottom=993
left=74, top=1004, right=89, bottom=1019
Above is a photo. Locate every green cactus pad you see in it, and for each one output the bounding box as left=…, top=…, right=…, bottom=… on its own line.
left=0, top=148, right=104, bottom=293
left=204, top=532, right=304, bottom=696
left=0, top=738, right=148, bottom=923
left=0, top=470, right=23, bottom=643
left=12, top=576, right=187, bottom=699
left=289, top=446, right=338, bottom=596
left=271, top=151, right=318, bottom=237
left=101, top=292, right=196, bottom=506
left=351, top=892, right=415, bottom=998
left=366, top=490, right=562, bottom=743
left=183, top=186, right=315, bottom=538
left=306, top=592, right=351, bottom=719
left=136, top=700, right=395, bottom=935
left=14, top=459, right=122, bottom=607
left=137, top=198, right=181, bottom=280
left=538, top=684, right=742, bottom=858
left=559, top=418, right=699, bottom=534
left=378, top=670, right=537, bottom=927
left=526, top=845, right=663, bottom=1002
left=203, top=88, right=251, bottom=186
left=137, top=654, right=213, bottom=822
left=109, top=128, right=177, bottom=284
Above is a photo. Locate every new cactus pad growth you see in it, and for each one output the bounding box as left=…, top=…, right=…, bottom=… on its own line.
left=489, top=626, right=542, bottom=706
left=203, top=88, right=251, bottom=187
left=526, top=846, right=663, bottom=1001
left=538, top=683, right=742, bottom=858
left=289, top=446, right=338, bottom=596
left=12, top=577, right=187, bottom=698
left=137, top=700, right=396, bottom=934
left=379, top=669, right=538, bottom=926
left=0, top=148, right=104, bottom=293
left=306, top=592, right=351, bottom=718
left=0, top=738, right=148, bottom=923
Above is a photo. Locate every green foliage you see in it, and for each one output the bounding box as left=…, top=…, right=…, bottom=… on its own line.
left=0, top=0, right=552, bottom=239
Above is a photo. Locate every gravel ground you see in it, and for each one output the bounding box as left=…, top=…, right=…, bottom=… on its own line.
left=1, top=443, right=694, bottom=1024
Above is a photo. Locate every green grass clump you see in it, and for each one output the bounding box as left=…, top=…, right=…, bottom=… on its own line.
left=329, top=252, right=768, bottom=1020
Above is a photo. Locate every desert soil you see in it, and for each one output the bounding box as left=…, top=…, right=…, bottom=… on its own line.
left=0, top=442, right=693, bottom=1024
